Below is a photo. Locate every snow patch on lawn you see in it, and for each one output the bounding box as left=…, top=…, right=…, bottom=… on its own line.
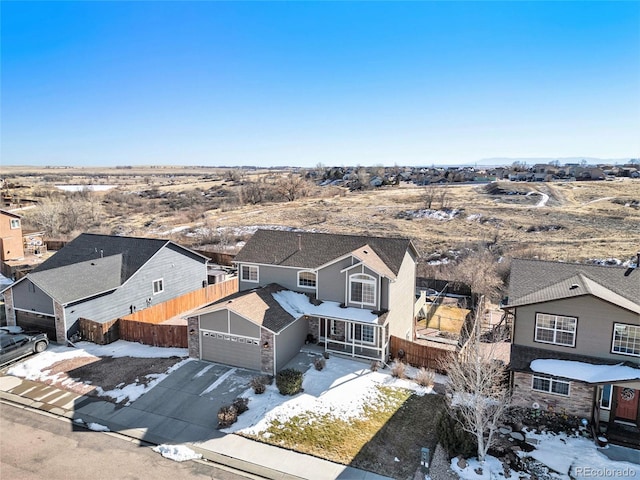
left=224, top=356, right=439, bottom=436
left=153, top=444, right=202, bottom=462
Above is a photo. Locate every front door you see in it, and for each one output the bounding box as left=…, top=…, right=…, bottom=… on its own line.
left=615, top=387, right=639, bottom=423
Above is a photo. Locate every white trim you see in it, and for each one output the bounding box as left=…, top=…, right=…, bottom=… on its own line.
left=232, top=261, right=307, bottom=270
left=13, top=307, right=55, bottom=317
left=297, top=270, right=317, bottom=289
left=152, top=278, right=164, bottom=295
left=534, top=313, right=576, bottom=347
left=600, top=384, right=613, bottom=410
left=531, top=374, right=571, bottom=397
left=348, top=323, right=377, bottom=346
left=340, top=261, right=363, bottom=274
left=348, top=273, right=377, bottom=307
left=200, top=328, right=259, bottom=342
left=10, top=218, right=21, bottom=229
left=611, top=323, right=640, bottom=357
left=240, top=264, right=259, bottom=283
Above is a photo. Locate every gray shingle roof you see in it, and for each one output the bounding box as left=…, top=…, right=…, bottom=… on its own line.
left=193, top=283, right=298, bottom=333
left=507, top=259, right=640, bottom=309
left=234, top=230, right=414, bottom=275
left=27, top=233, right=206, bottom=305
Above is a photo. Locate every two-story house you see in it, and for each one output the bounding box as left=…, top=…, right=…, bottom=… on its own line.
left=187, top=230, right=419, bottom=375
left=504, top=258, right=640, bottom=447
left=0, top=210, right=25, bottom=261
left=2, top=233, right=209, bottom=343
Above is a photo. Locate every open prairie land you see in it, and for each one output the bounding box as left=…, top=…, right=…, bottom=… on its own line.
left=3, top=166, right=639, bottom=264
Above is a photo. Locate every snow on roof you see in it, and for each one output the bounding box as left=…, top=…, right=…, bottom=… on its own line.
left=530, top=359, right=640, bottom=384
left=272, top=290, right=379, bottom=324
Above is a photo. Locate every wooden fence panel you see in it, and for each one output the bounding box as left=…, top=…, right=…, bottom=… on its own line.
left=78, top=317, right=120, bottom=345
left=118, top=320, right=187, bottom=348
left=389, top=336, right=453, bottom=373
left=121, top=278, right=238, bottom=324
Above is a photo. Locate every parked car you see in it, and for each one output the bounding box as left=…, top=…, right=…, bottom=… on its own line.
left=0, top=331, right=48, bottom=366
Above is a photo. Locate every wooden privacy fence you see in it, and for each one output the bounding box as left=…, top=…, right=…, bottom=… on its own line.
left=119, top=321, right=187, bottom=348
left=78, top=278, right=238, bottom=346
left=121, top=278, right=238, bottom=324
left=78, top=317, right=119, bottom=345
left=389, top=335, right=454, bottom=373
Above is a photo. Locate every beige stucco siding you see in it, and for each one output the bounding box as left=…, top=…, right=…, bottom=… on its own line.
left=386, top=250, right=417, bottom=340
left=513, top=296, right=640, bottom=362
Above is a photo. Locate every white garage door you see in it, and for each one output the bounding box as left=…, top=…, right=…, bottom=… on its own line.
left=200, top=330, right=261, bottom=371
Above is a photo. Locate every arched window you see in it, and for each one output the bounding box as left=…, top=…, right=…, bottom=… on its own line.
left=349, top=273, right=376, bottom=306
left=297, top=271, right=317, bottom=288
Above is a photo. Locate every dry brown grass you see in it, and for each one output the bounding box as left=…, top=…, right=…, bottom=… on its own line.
left=4, top=166, right=639, bottom=263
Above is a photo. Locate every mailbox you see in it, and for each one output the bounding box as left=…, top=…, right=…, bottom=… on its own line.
left=420, top=447, right=430, bottom=473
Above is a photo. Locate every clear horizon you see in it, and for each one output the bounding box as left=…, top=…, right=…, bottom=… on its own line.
left=2, top=1, right=639, bottom=168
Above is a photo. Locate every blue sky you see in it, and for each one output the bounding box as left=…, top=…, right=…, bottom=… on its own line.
left=2, top=1, right=639, bottom=167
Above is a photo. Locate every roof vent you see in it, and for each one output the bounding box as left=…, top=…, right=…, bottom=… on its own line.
left=569, top=284, right=579, bottom=290
left=363, top=250, right=369, bottom=254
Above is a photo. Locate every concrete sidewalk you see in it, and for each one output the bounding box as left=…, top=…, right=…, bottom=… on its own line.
left=0, top=374, right=392, bottom=480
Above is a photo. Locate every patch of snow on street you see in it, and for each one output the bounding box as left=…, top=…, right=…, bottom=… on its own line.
left=87, top=422, right=110, bottom=432
left=224, top=356, right=437, bottom=436
left=153, top=444, right=202, bottom=462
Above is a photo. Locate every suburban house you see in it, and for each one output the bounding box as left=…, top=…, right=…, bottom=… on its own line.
left=0, top=210, right=24, bottom=261
left=2, top=233, right=209, bottom=343
left=504, top=258, right=640, bottom=447
left=187, top=230, right=419, bottom=375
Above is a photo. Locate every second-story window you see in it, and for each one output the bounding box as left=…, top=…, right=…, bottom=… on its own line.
left=535, top=313, right=576, bottom=347
left=297, top=271, right=316, bottom=288
left=241, top=265, right=259, bottom=283
left=10, top=219, right=20, bottom=229
left=349, top=273, right=376, bottom=306
left=153, top=278, right=164, bottom=295
left=612, top=323, right=640, bottom=357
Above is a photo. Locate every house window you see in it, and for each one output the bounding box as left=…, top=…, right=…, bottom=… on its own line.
left=10, top=219, right=20, bottom=229
left=350, top=324, right=375, bottom=344
left=600, top=384, right=613, bottom=410
left=532, top=375, right=570, bottom=396
left=349, top=274, right=376, bottom=306
left=534, top=313, right=576, bottom=347
left=612, top=323, right=640, bottom=357
left=241, top=265, right=259, bottom=283
left=298, top=271, right=316, bottom=288
left=152, top=278, right=164, bottom=295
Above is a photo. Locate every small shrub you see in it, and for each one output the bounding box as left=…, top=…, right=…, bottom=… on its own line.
left=217, top=404, right=238, bottom=428
left=323, top=351, right=330, bottom=359
left=437, top=411, right=477, bottom=459
left=415, top=367, right=435, bottom=387
left=250, top=375, right=271, bottom=394
left=391, top=359, right=406, bottom=379
left=232, top=397, right=249, bottom=414
left=276, top=368, right=304, bottom=396
left=313, top=356, right=326, bottom=371
left=370, top=360, right=380, bottom=372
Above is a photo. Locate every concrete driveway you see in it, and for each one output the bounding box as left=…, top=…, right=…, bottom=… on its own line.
left=75, top=359, right=257, bottom=444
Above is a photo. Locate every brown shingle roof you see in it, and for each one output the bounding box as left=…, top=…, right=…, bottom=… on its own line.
left=192, top=284, right=298, bottom=333
left=234, top=230, right=414, bottom=275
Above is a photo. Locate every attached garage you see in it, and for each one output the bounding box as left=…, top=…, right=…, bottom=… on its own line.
left=15, top=310, right=57, bottom=340
left=189, top=284, right=308, bottom=375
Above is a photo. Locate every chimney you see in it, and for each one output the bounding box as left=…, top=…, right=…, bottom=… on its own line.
left=297, top=234, right=302, bottom=251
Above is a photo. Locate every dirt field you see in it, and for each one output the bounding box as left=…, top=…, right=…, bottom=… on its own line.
left=3, top=165, right=639, bottom=263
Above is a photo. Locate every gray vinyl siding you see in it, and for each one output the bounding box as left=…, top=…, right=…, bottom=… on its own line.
left=229, top=311, right=261, bottom=337
left=238, top=263, right=314, bottom=292
left=386, top=250, right=417, bottom=339
left=200, top=310, right=229, bottom=332
left=62, top=246, right=207, bottom=334
left=317, top=257, right=353, bottom=304
left=512, top=296, right=640, bottom=362
left=11, top=280, right=55, bottom=315
left=275, top=317, right=308, bottom=371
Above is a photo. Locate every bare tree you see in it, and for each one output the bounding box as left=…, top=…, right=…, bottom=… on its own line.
left=441, top=296, right=510, bottom=463
left=424, top=184, right=437, bottom=209
left=454, top=250, right=503, bottom=302
left=276, top=174, right=309, bottom=202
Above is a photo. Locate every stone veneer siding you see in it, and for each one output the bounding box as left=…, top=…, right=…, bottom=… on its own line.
left=511, top=371, right=594, bottom=419
left=261, top=329, right=275, bottom=375
left=54, top=301, right=66, bottom=343
left=308, top=317, right=347, bottom=341
left=4, top=289, right=16, bottom=326
left=187, top=316, right=200, bottom=359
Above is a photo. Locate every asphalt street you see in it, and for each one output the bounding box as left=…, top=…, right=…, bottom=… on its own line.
left=0, top=402, right=258, bottom=480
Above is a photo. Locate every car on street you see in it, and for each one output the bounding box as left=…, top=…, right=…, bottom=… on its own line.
left=0, top=331, right=49, bottom=366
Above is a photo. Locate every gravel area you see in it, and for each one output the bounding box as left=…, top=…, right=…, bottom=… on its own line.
left=428, top=444, right=459, bottom=480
